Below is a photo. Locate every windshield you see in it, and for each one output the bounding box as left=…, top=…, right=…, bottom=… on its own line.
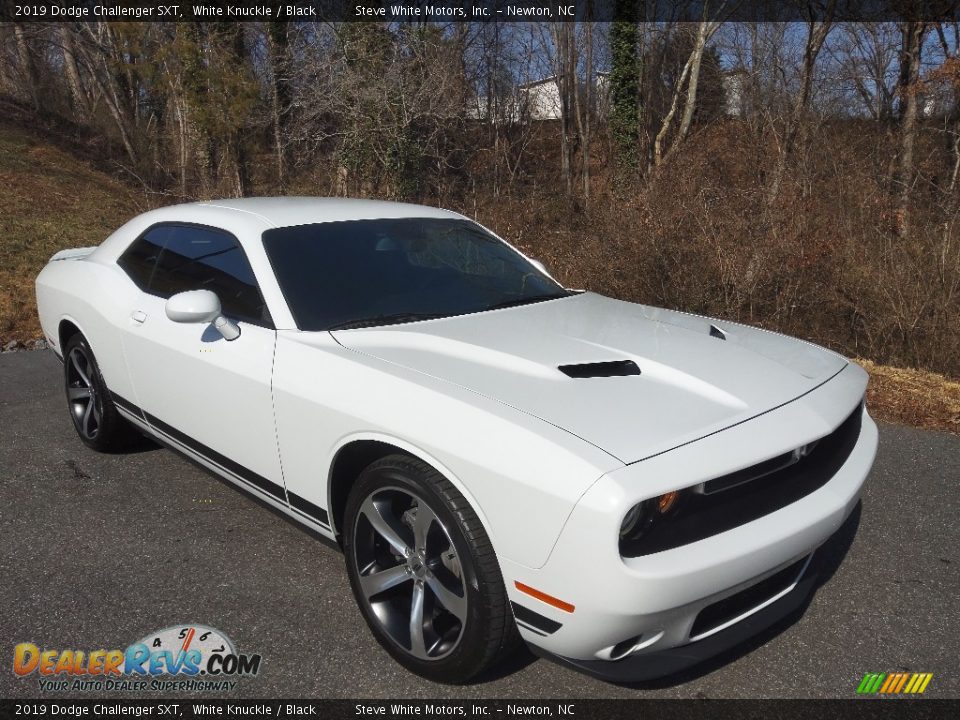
left=262, top=218, right=570, bottom=331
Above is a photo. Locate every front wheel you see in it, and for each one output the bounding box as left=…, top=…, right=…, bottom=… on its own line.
left=343, top=455, right=519, bottom=683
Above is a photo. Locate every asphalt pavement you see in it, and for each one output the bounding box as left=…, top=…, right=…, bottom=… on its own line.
left=1, top=349, right=957, bottom=699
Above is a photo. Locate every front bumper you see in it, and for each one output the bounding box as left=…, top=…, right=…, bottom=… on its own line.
left=503, top=367, right=877, bottom=681
left=529, top=546, right=825, bottom=682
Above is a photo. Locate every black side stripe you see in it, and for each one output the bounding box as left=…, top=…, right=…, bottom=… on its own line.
left=144, top=409, right=285, bottom=503
left=111, top=391, right=145, bottom=421
left=288, top=492, right=330, bottom=526
left=511, top=602, right=563, bottom=635
left=111, top=392, right=330, bottom=528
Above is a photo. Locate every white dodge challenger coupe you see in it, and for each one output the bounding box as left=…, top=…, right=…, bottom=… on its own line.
left=36, top=198, right=877, bottom=683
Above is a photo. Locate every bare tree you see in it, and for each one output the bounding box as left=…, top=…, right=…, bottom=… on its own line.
left=265, top=22, right=291, bottom=189
left=838, top=23, right=899, bottom=121
left=12, top=23, right=41, bottom=111
left=893, top=20, right=928, bottom=237
left=766, top=0, right=838, bottom=204
left=653, top=5, right=726, bottom=167
left=58, top=25, right=87, bottom=120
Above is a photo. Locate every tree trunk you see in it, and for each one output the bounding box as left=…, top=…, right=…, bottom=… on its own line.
left=766, top=5, right=836, bottom=205
left=77, top=23, right=140, bottom=165
left=13, top=23, right=40, bottom=111
left=267, top=22, right=290, bottom=189
left=581, top=13, right=593, bottom=202
left=664, top=17, right=722, bottom=165
left=231, top=28, right=251, bottom=197
left=60, top=26, right=86, bottom=120
left=552, top=23, right=576, bottom=196
left=894, top=21, right=927, bottom=238
left=653, top=52, right=693, bottom=167
left=608, top=3, right=641, bottom=185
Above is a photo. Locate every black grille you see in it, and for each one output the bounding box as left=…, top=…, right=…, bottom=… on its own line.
left=702, top=448, right=799, bottom=494
left=690, top=556, right=808, bottom=639
left=620, top=404, right=863, bottom=557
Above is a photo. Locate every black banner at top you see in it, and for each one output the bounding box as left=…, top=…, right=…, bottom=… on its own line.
left=4, top=0, right=960, bottom=23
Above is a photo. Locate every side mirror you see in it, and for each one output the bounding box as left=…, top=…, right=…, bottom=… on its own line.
left=165, top=290, right=240, bottom=341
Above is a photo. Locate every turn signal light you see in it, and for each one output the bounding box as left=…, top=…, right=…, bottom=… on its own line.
left=514, top=582, right=575, bottom=613
left=658, top=491, right=678, bottom=514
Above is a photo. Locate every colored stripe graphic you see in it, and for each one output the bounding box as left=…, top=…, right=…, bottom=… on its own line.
left=893, top=673, right=909, bottom=693
left=879, top=674, right=896, bottom=693
left=856, top=674, right=876, bottom=694
left=857, top=672, right=933, bottom=695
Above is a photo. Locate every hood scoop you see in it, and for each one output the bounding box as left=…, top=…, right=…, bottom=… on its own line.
left=558, top=360, right=641, bottom=378
left=709, top=324, right=727, bottom=340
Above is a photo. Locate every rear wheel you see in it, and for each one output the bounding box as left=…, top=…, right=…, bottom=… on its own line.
left=63, top=333, right=137, bottom=452
left=343, top=454, right=519, bottom=683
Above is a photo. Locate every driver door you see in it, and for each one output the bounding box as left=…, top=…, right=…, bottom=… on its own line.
left=117, top=223, right=286, bottom=504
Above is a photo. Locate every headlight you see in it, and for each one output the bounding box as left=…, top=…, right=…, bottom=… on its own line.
left=619, top=491, right=682, bottom=542
left=619, top=501, right=650, bottom=539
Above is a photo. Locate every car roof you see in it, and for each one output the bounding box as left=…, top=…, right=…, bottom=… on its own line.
left=90, top=197, right=471, bottom=268
left=195, top=197, right=463, bottom=228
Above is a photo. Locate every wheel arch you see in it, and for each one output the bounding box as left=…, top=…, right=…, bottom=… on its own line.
left=57, top=316, right=87, bottom=356
left=326, top=434, right=495, bottom=548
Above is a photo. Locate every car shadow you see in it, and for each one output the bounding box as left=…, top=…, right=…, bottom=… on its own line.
left=610, top=501, right=863, bottom=690
left=122, top=432, right=164, bottom=454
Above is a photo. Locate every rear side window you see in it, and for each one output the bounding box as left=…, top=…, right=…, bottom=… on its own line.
left=117, top=226, right=171, bottom=292
left=117, top=224, right=272, bottom=327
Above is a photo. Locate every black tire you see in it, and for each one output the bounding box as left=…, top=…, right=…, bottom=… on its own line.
left=343, top=454, right=519, bottom=684
left=63, top=333, right=137, bottom=452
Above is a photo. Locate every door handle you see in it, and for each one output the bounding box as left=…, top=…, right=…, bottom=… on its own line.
left=131, top=310, right=147, bottom=324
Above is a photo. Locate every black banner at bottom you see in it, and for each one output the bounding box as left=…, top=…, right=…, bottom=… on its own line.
left=0, top=699, right=957, bottom=720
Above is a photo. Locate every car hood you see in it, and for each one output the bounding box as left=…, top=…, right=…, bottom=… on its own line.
left=331, top=292, right=848, bottom=463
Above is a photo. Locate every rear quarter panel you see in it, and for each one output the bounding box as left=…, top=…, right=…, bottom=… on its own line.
left=36, top=257, right=141, bottom=403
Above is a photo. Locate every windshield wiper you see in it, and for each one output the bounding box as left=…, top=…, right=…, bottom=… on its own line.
left=483, top=293, right=571, bottom=313
left=327, top=312, right=446, bottom=331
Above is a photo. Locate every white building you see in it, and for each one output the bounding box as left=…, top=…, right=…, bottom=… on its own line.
left=518, top=74, right=612, bottom=120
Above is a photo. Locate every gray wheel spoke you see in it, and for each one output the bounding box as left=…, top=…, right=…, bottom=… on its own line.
left=70, top=351, right=91, bottom=387
left=425, top=574, right=467, bottom=622
left=359, top=563, right=410, bottom=599
left=412, top=502, right=437, bottom=552
left=82, top=399, right=94, bottom=436
left=409, top=581, right=427, bottom=658
left=68, top=386, right=90, bottom=401
left=360, top=497, right=411, bottom=556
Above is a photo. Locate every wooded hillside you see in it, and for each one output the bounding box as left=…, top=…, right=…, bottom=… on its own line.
left=2, top=19, right=959, bottom=377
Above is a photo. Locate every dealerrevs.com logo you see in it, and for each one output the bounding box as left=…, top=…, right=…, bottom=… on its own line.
left=13, top=625, right=262, bottom=692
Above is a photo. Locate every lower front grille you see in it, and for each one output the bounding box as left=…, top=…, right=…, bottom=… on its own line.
left=689, top=556, right=809, bottom=639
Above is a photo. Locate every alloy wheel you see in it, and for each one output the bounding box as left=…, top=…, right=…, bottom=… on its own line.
left=352, top=487, right=467, bottom=661
left=66, top=346, right=101, bottom=441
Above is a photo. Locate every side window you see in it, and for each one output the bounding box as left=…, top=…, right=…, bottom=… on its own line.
left=117, top=226, right=174, bottom=292
left=120, top=224, right=272, bottom=327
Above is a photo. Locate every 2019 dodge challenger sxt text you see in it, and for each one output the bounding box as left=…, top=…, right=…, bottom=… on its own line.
left=35, top=198, right=877, bottom=683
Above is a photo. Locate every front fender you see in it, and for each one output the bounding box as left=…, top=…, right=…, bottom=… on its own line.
left=272, top=330, right=622, bottom=569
